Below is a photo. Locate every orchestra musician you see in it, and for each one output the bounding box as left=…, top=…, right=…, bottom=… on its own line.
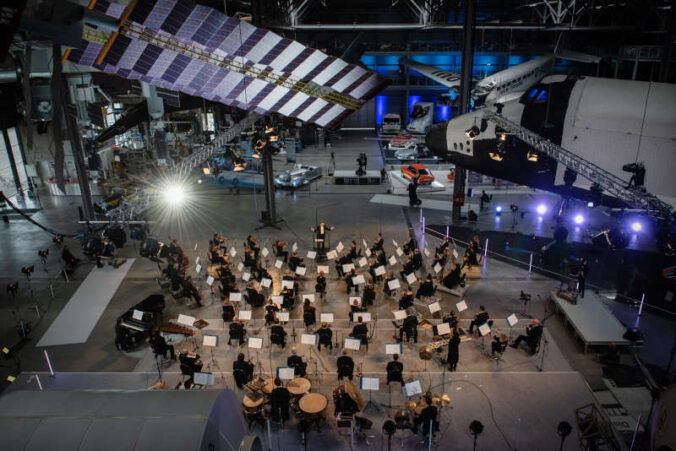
left=275, top=240, right=289, bottom=263
left=337, top=349, right=355, bottom=381
left=384, top=272, right=396, bottom=297
left=345, top=269, right=359, bottom=294
left=351, top=317, right=369, bottom=350
left=372, top=233, right=384, bottom=252
left=246, top=235, right=259, bottom=253
left=317, top=323, right=333, bottom=351
left=333, top=382, right=362, bottom=416
left=288, top=251, right=303, bottom=272
left=349, top=297, right=365, bottom=322
left=348, top=240, right=360, bottom=260
left=411, top=248, right=423, bottom=271
left=414, top=394, right=439, bottom=436
left=311, top=221, right=334, bottom=251
left=210, top=243, right=226, bottom=265
left=386, top=353, right=404, bottom=385
left=179, top=352, right=202, bottom=389
left=398, top=290, right=414, bottom=311
left=315, top=271, right=327, bottom=299
left=213, top=233, right=227, bottom=246
left=228, top=317, right=246, bottom=345
left=400, top=309, right=419, bottom=343
left=336, top=252, right=349, bottom=278
left=491, top=331, right=508, bottom=357
left=271, top=322, right=287, bottom=349
left=233, top=352, right=254, bottom=388
left=303, top=299, right=316, bottom=329
left=416, top=274, right=435, bottom=299
left=439, top=263, right=465, bottom=290
left=362, top=278, right=376, bottom=307
left=271, top=377, right=291, bottom=422
left=447, top=327, right=460, bottom=371
left=287, top=347, right=307, bottom=377
left=442, top=310, right=458, bottom=329
left=468, top=305, right=489, bottom=334
left=510, top=319, right=543, bottom=355
left=403, top=233, right=417, bottom=255
left=150, top=329, right=175, bottom=360
left=182, top=276, right=203, bottom=307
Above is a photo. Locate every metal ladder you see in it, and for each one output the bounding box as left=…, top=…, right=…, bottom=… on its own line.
left=106, top=113, right=260, bottom=221
left=482, top=110, right=673, bottom=223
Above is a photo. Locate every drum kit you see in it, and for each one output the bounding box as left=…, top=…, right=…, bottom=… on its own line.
left=392, top=393, right=452, bottom=432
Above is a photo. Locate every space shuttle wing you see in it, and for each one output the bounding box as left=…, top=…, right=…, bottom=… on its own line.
left=555, top=49, right=601, bottom=64
left=399, top=58, right=461, bottom=89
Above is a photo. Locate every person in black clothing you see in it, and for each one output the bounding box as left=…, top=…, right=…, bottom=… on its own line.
left=491, top=332, right=508, bottom=357
left=150, top=330, right=176, bottom=360
left=442, top=310, right=458, bottom=329
left=411, top=248, right=423, bottom=271
left=345, top=269, right=359, bottom=294
left=315, top=271, right=327, bottom=299
left=222, top=299, right=236, bottom=322
left=468, top=305, right=489, bottom=334
left=337, top=349, right=355, bottom=381
left=351, top=317, right=369, bottom=350
left=386, top=353, right=404, bottom=385
left=182, top=276, right=203, bottom=307
left=415, top=394, right=438, bottom=435
left=372, top=233, right=384, bottom=252
left=233, top=352, right=254, bottom=388
left=408, top=180, right=421, bottom=207
left=479, top=190, right=491, bottom=210
left=348, top=240, right=360, bottom=260
left=287, top=347, right=307, bottom=377
left=400, top=310, right=418, bottom=343
left=383, top=272, right=396, bottom=297
left=243, top=249, right=256, bottom=268
left=271, top=377, right=291, bottom=422
left=311, top=222, right=334, bottom=251
left=335, top=252, right=348, bottom=278
left=317, top=323, right=333, bottom=351
left=288, top=251, right=303, bottom=272
left=440, top=264, right=465, bottom=290
left=303, top=299, right=316, bottom=329
left=399, top=291, right=414, bottom=311
left=416, top=274, right=435, bottom=299
left=334, top=386, right=360, bottom=416
left=228, top=318, right=246, bottom=345
left=403, top=233, right=417, bottom=255
left=447, top=327, right=460, bottom=371
left=400, top=257, right=415, bottom=282
left=271, top=323, right=287, bottom=348
left=577, top=269, right=586, bottom=298
left=510, top=319, right=543, bottom=355
left=348, top=297, right=365, bottom=322
left=362, top=279, right=376, bottom=307
left=179, top=352, right=202, bottom=390
left=275, top=240, right=289, bottom=262
left=115, top=318, right=131, bottom=351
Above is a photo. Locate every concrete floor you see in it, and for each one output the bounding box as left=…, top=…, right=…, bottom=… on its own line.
left=0, top=131, right=670, bottom=450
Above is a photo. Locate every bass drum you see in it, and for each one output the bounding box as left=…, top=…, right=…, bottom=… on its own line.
left=238, top=434, right=262, bottom=451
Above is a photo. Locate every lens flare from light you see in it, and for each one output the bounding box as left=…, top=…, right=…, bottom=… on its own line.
left=163, top=183, right=186, bottom=207
left=495, top=205, right=502, bottom=213
left=631, top=222, right=642, bottom=232
left=573, top=214, right=584, bottom=225
left=536, top=204, right=547, bottom=215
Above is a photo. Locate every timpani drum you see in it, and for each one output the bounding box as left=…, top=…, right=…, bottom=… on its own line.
left=262, top=377, right=277, bottom=395
left=287, top=377, right=311, bottom=396
left=299, top=393, right=327, bottom=415
left=242, top=394, right=264, bottom=413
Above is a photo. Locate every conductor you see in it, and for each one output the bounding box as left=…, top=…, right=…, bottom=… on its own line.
left=311, top=221, right=335, bottom=251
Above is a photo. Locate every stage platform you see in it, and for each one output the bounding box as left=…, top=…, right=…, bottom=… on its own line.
left=333, top=170, right=381, bottom=185
left=550, top=291, right=632, bottom=353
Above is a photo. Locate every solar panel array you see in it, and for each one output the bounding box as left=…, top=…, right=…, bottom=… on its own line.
left=68, top=0, right=388, bottom=128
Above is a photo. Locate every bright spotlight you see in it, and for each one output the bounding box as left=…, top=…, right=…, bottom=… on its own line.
left=495, top=205, right=502, bottom=215
left=573, top=214, right=584, bottom=225
left=631, top=222, right=642, bottom=232
left=163, top=183, right=186, bottom=207
left=536, top=204, right=547, bottom=215
left=587, top=201, right=595, bottom=208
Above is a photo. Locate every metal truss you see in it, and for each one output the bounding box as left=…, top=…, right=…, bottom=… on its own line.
left=483, top=110, right=673, bottom=223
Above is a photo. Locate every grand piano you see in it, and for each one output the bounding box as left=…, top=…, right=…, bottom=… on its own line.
left=117, top=294, right=165, bottom=346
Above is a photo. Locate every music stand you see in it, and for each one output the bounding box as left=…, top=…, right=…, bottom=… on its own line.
left=360, top=376, right=380, bottom=412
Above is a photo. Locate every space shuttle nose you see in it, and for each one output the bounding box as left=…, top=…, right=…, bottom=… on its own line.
left=425, top=123, right=447, bottom=157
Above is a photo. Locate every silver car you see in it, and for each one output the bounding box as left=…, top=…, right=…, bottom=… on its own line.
left=394, top=146, right=437, bottom=161
left=274, top=164, right=322, bottom=188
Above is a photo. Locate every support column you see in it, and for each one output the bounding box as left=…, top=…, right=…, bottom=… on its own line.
left=2, top=129, right=23, bottom=195
left=260, top=148, right=280, bottom=228
left=452, top=0, right=475, bottom=221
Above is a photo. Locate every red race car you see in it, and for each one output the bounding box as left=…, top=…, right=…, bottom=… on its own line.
left=401, top=164, right=435, bottom=185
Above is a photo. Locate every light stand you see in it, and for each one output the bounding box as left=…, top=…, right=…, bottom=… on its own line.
left=557, top=421, right=572, bottom=451
left=383, top=420, right=396, bottom=451
left=257, top=132, right=283, bottom=231
left=469, top=420, right=484, bottom=451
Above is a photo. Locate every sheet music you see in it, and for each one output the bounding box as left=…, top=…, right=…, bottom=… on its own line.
left=195, top=264, right=202, bottom=274
left=242, top=272, right=251, bottom=281
left=396, top=248, right=403, bottom=257
left=358, top=257, right=368, bottom=267
left=230, top=292, right=242, bottom=302
left=206, top=276, right=215, bottom=286
left=276, top=311, right=290, bottom=322
left=292, top=242, right=298, bottom=252
left=177, top=314, right=196, bottom=326
left=320, top=313, right=334, bottom=323
left=342, top=263, right=355, bottom=273
left=479, top=323, right=491, bottom=336
left=302, top=294, right=315, bottom=303
left=405, top=273, right=417, bottom=284
left=203, top=335, right=218, bottom=347
left=194, top=243, right=198, bottom=251
left=278, top=367, right=295, bottom=380
left=281, top=280, right=294, bottom=290
left=362, top=239, right=368, bottom=248
left=326, top=250, right=338, bottom=260
left=393, top=310, right=407, bottom=320
left=452, top=249, right=459, bottom=259
left=336, top=241, right=344, bottom=253
left=307, top=251, right=316, bottom=259
left=365, top=248, right=372, bottom=257
left=261, top=278, right=272, bottom=288
left=275, top=259, right=283, bottom=269
left=194, top=372, right=215, bottom=386
left=436, top=322, right=451, bottom=335
left=360, top=377, right=379, bottom=391
left=506, top=313, right=518, bottom=327
left=374, top=266, right=386, bottom=276
left=317, top=265, right=329, bottom=274
left=296, top=266, right=307, bottom=276
left=433, top=263, right=442, bottom=274
left=352, top=275, right=365, bottom=285
left=301, top=333, right=317, bottom=345
left=456, top=300, right=468, bottom=312
left=230, top=247, right=237, bottom=257
left=385, top=343, right=402, bottom=354
left=248, top=336, right=263, bottom=349
left=403, top=380, right=422, bottom=397
left=237, top=262, right=244, bottom=272
left=344, top=338, right=361, bottom=350
left=388, top=279, right=401, bottom=290
left=428, top=301, right=441, bottom=313
left=195, top=256, right=200, bottom=266
left=262, top=247, right=269, bottom=257
left=424, top=248, right=430, bottom=257
left=239, top=310, right=252, bottom=321
left=389, top=256, right=397, bottom=266
left=132, top=310, right=144, bottom=320
left=271, top=295, right=284, bottom=306
left=392, top=239, right=398, bottom=247
left=355, top=312, right=371, bottom=322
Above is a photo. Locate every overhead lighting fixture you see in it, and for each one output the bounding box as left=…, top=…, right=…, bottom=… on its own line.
left=587, top=201, right=595, bottom=208
left=233, top=154, right=247, bottom=171
left=495, top=205, right=502, bottom=216
left=631, top=221, right=642, bottom=232
left=163, top=183, right=187, bottom=207
left=573, top=214, right=584, bottom=225
left=527, top=150, right=539, bottom=162
left=536, top=204, right=547, bottom=215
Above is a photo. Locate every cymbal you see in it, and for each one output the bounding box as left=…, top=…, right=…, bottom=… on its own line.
left=440, top=394, right=451, bottom=405
left=418, top=346, right=433, bottom=360
left=404, top=400, right=417, bottom=410
left=431, top=396, right=441, bottom=406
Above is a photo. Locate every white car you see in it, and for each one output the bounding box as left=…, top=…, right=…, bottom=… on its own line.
left=387, top=134, right=417, bottom=152
left=274, top=164, right=322, bottom=188
left=394, top=146, right=437, bottom=161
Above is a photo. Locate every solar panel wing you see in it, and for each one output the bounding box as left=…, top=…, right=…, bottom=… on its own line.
left=71, top=0, right=388, bottom=127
